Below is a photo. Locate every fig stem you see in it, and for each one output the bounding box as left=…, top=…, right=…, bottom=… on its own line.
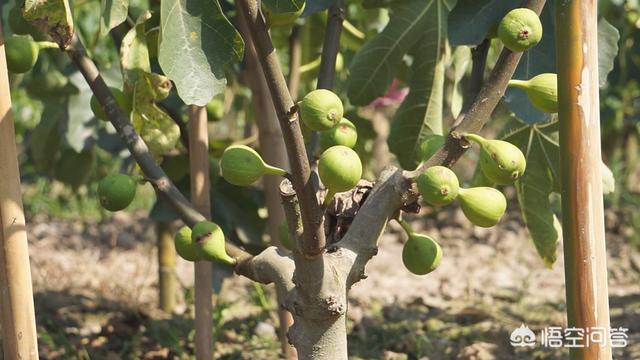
left=507, top=79, right=529, bottom=89
left=462, top=133, right=486, bottom=146
left=262, top=164, right=288, bottom=176
left=36, top=41, right=60, bottom=49
left=398, top=219, right=414, bottom=237
left=323, top=189, right=336, bottom=206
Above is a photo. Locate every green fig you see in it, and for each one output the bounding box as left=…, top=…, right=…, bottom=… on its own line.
left=5, top=36, right=39, bottom=74
left=97, top=174, right=138, bottom=211
left=498, top=8, right=542, bottom=52
left=508, top=73, right=558, bottom=113
left=8, top=6, right=36, bottom=36
left=220, top=145, right=287, bottom=186
left=298, top=89, right=344, bottom=131
left=90, top=87, right=133, bottom=121
left=416, top=166, right=459, bottom=207
left=191, top=221, right=235, bottom=265
left=416, top=134, right=446, bottom=162
left=399, top=221, right=442, bottom=275
left=318, top=118, right=358, bottom=152
left=458, top=187, right=507, bottom=228
left=278, top=220, right=294, bottom=250
left=206, top=97, right=225, bottom=122
left=174, top=226, right=200, bottom=261
left=262, top=2, right=305, bottom=28
left=465, top=133, right=526, bottom=185
left=318, top=145, right=362, bottom=204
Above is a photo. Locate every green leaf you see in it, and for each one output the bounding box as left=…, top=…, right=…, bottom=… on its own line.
left=121, top=11, right=152, bottom=89
left=597, top=18, right=620, bottom=87
left=23, top=0, right=74, bottom=46
left=447, top=0, right=518, bottom=46
left=386, top=0, right=455, bottom=169
left=65, top=71, right=98, bottom=152
left=504, top=121, right=561, bottom=267
left=264, top=0, right=305, bottom=13
left=100, top=0, right=129, bottom=36
left=449, top=45, right=471, bottom=118
left=346, top=0, right=454, bottom=106
left=158, top=0, right=244, bottom=106
left=29, top=106, right=62, bottom=176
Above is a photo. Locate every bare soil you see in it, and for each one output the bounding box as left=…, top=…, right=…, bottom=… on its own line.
left=17, top=206, right=640, bottom=359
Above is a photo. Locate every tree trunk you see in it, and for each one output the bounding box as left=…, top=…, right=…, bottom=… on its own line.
left=0, top=26, right=39, bottom=359
left=556, top=1, right=612, bottom=358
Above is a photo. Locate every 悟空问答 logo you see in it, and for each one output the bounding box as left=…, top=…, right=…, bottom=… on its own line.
left=510, top=324, right=536, bottom=347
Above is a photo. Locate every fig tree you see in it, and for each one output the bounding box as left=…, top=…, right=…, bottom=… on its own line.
left=174, top=226, right=200, bottom=261
left=90, top=87, right=133, bottom=121
left=465, top=133, right=526, bottom=185
left=298, top=89, right=344, bottom=131
left=399, top=221, right=442, bottom=275
left=508, top=73, right=558, bottom=113
left=457, top=187, right=507, bottom=228
left=97, top=174, right=138, bottom=211
left=191, top=221, right=235, bottom=265
left=262, top=3, right=305, bottom=28
left=5, top=36, right=39, bottom=74
left=220, top=145, right=287, bottom=186
left=498, top=8, right=542, bottom=52
left=318, top=145, right=362, bottom=204
left=318, top=118, right=358, bottom=152
left=416, top=134, right=445, bottom=162
left=416, top=166, right=459, bottom=207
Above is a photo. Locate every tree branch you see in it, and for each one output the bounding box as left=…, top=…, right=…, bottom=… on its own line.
left=306, top=0, right=345, bottom=162
left=236, top=0, right=326, bottom=257
left=408, top=0, right=547, bottom=177
left=65, top=34, right=252, bottom=263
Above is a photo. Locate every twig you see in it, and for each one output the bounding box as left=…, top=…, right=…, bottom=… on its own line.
left=306, top=0, right=345, bottom=162
left=408, top=0, right=547, bottom=177
left=280, top=179, right=303, bottom=250
left=237, top=0, right=326, bottom=257
left=65, top=34, right=252, bottom=263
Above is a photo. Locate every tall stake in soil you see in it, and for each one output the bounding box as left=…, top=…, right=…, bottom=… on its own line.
left=189, top=105, right=214, bottom=359
left=556, top=2, right=612, bottom=358
left=156, top=220, right=176, bottom=312
left=0, top=27, right=39, bottom=359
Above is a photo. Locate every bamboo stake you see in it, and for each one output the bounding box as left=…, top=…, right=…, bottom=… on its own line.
left=156, top=220, right=176, bottom=312
left=189, top=105, right=213, bottom=359
left=0, top=27, right=39, bottom=359
left=556, top=2, right=612, bottom=358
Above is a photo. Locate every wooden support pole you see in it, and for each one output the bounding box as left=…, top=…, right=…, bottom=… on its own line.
left=156, top=220, right=176, bottom=313
left=556, top=1, right=612, bottom=358
left=0, top=26, right=39, bottom=359
left=189, top=105, right=213, bottom=359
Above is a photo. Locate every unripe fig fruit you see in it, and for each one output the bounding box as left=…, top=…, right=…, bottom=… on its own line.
left=458, top=187, right=507, bottom=227
left=318, top=118, right=358, bottom=152
left=416, top=134, right=445, bottom=162
left=174, top=226, right=200, bottom=261
left=191, top=221, right=235, bottom=265
left=5, top=36, right=39, bottom=74
left=220, top=145, right=287, bottom=186
left=498, top=8, right=542, bottom=52
left=416, top=166, right=459, bottom=207
left=97, top=174, right=137, bottom=211
left=262, top=3, right=305, bottom=28
left=319, top=145, right=362, bottom=204
left=90, top=87, right=133, bottom=121
left=508, top=73, right=558, bottom=113
left=465, top=133, right=526, bottom=185
left=206, top=97, right=225, bottom=122
left=399, top=221, right=442, bottom=275
left=9, top=6, right=36, bottom=36
left=298, top=89, right=344, bottom=131
left=278, top=220, right=293, bottom=250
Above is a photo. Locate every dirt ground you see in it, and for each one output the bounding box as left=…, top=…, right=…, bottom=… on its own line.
left=14, top=205, right=640, bottom=359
